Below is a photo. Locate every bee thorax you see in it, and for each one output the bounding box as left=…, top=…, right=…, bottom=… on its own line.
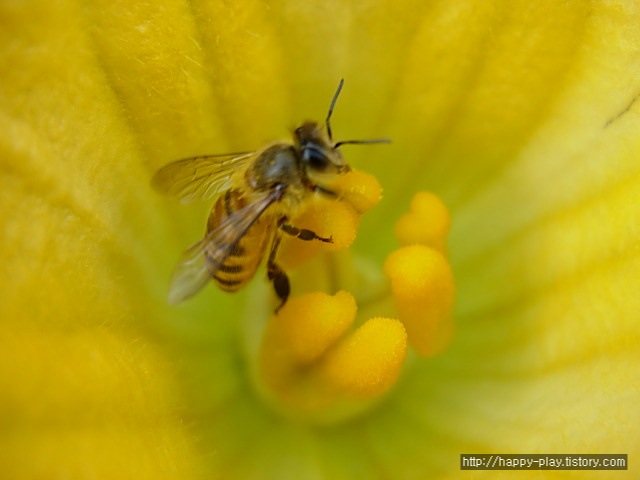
left=246, top=144, right=304, bottom=191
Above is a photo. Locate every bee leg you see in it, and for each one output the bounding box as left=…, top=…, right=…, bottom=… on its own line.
left=278, top=217, right=333, bottom=243
left=268, top=264, right=290, bottom=313
left=267, top=232, right=290, bottom=312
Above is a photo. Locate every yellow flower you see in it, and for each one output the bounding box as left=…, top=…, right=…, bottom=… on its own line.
left=1, top=1, right=639, bottom=479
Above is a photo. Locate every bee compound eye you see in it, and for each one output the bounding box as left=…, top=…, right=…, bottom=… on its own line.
left=304, top=148, right=330, bottom=171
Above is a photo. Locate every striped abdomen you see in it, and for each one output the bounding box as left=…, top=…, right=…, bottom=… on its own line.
left=205, top=189, right=272, bottom=292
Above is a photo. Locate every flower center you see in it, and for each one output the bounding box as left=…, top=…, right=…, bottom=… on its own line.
left=241, top=172, right=455, bottom=424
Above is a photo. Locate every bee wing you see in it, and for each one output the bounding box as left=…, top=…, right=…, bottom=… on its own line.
left=166, top=187, right=283, bottom=304
left=152, top=152, right=254, bottom=204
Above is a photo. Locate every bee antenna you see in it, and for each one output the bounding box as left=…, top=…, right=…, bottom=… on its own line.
left=325, top=78, right=345, bottom=141
left=334, top=138, right=391, bottom=148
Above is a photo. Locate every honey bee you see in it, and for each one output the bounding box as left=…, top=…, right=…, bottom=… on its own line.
left=153, top=79, right=388, bottom=309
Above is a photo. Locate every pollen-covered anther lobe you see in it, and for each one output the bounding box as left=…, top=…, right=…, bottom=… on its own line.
left=384, top=191, right=455, bottom=357
left=395, top=191, right=451, bottom=252
left=259, top=291, right=407, bottom=411
left=331, top=168, right=383, bottom=214
left=319, top=316, right=407, bottom=397
left=278, top=169, right=382, bottom=270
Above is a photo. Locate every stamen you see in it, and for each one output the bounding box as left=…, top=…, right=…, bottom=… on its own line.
left=332, top=169, right=383, bottom=214
left=395, top=191, right=450, bottom=252
left=277, top=200, right=360, bottom=271
left=259, top=291, right=408, bottom=414
left=265, top=291, right=356, bottom=365
left=259, top=291, right=357, bottom=402
left=319, top=317, right=407, bottom=397
left=384, top=245, right=455, bottom=357
left=278, top=170, right=382, bottom=270
left=255, top=185, right=454, bottom=419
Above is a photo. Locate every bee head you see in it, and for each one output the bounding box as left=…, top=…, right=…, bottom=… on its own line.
left=294, top=80, right=390, bottom=193
left=295, top=122, right=350, bottom=176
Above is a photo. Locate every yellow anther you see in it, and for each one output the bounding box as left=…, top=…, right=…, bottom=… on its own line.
left=320, top=317, right=407, bottom=397
left=258, top=291, right=408, bottom=414
left=384, top=245, right=455, bottom=357
left=270, top=290, right=356, bottom=364
left=395, top=191, right=450, bottom=252
left=259, top=291, right=357, bottom=399
left=332, top=169, right=383, bottom=214
left=278, top=170, right=381, bottom=270
left=278, top=199, right=360, bottom=270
